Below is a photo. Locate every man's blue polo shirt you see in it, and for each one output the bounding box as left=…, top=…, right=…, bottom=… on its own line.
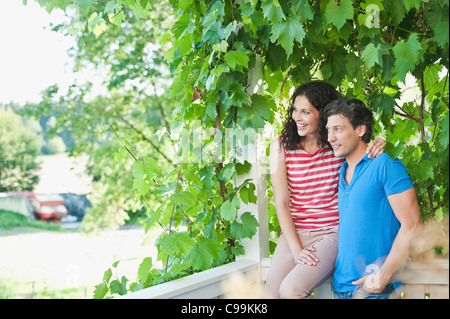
left=332, top=153, right=414, bottom=292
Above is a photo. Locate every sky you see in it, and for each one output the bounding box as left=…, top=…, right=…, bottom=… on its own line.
left=0, top=0, right=78, bottom=105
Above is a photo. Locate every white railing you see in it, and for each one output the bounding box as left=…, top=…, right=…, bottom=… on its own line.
left=118, top=257, right=448, bottom=299
left=119, top=259, right=259, bottom=299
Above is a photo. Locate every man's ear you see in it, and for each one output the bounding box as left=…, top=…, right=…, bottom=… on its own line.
left=357, top=124, right=367, bottom=138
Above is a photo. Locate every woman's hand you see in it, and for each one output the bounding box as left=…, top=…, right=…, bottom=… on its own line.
left=367, top=137, right=386, bottom=159
left=295, top=246, right=319, bottom=266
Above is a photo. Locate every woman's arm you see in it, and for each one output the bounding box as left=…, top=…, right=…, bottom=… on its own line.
left=269, top=139, right=318, bottom=265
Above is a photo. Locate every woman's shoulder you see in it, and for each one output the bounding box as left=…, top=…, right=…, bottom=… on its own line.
left=270, top=137, right=281, bottom=150
left=270, top=137, right=286, bottom=159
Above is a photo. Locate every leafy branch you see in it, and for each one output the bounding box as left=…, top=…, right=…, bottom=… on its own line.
left=104, top=122, right=138, bottom=161
left=120, top=116, right=175, bottom=166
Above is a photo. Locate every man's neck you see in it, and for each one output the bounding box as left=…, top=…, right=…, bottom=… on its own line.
left=346, top=143, right=369, bottom=169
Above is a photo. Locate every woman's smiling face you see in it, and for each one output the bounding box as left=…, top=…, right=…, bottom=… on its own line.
left=291, top=95, right=320, bottom=139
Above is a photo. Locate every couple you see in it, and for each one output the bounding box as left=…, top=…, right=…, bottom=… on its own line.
left=266, top=81, right=421, bottom=299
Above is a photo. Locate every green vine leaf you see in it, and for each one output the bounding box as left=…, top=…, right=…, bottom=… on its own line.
left=157, top=232, right=195, bottom=256
left=434, top=21, right=449, bottom=49
left=132, top=158, right=158, bottom=196
left=137, top=257, right=153, bottom=284
left=237, top=94, right=273, bottom=129
left=407, top=160, right=434, bottom=182
left=361, top=43, right=382, bottom=68
left=220, top=197, right=240, bottom=221
left=423, top=64, right=443, bottom=90
left=368, top=92, right=395, bottom=116
left=223, top=51, right=249, bottom=70
left=389, top=0, right=405, bottom=26
left=269, top=15, right=305, bottom=57
left=230, top=212, right=259, bottom=240
left=170, top=190, right=198, bottom=207
left=103, top=268, right=112, bottom=283
left=296, top=0, right=314, bottom=23
left=261, top=0, right=286, bottom=23
left=109, top=276, right=129, bottom=296
left=93, top=282, right=108, bottom=299
left=393, top=33, right=423, bottom=67
left=325, top=0, right=354, bottom=31
left=75, top=0, right=92, bottom=13
left=186, top=237, right=220, bottom=271
left=239, top=182, right=257, bottom=205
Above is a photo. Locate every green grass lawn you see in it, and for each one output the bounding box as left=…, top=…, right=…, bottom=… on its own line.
left=0, top=210, right=155, bottom=299
left=0, top=209, right=82, bottom=298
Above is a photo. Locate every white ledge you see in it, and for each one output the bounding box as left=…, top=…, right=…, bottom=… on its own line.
left=117, top=259, right=259, bottom=299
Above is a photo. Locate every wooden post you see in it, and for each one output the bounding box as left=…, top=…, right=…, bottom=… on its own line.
left=234, top=54, right=270, bottom=265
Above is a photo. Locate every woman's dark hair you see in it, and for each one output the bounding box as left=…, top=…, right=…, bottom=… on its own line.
left=280, top=81, right=340, bottom=150
left=320, top=98, right=373, bottom=143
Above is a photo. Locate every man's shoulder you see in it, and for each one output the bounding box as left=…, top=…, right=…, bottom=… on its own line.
left=371, top=152, right=406, bottom=168
left=370, top=153, right=413, bottom=191
left=372, top=152, right=408, bottom=168
left=372, top=152, right=392, bottom=163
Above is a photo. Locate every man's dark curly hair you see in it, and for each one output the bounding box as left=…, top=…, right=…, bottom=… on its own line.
left=320, top=98, right=374, bottom=143
left=280, top=81, right=340, bottom=150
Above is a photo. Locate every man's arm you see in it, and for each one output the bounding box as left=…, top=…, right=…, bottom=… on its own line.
left=353, top=187, right=421, bottom=292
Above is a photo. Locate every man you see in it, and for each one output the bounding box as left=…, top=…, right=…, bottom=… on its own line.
left=323, top=98, right=421, bottom=299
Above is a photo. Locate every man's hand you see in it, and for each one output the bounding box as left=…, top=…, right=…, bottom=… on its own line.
left=352, top=272, right=389, bottom=293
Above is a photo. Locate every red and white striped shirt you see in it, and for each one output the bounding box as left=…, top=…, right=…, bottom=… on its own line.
left=284, top=146, right=345, bottom=230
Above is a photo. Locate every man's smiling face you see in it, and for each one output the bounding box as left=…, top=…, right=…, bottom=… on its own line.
left=326, top=114, right=363, bottom=158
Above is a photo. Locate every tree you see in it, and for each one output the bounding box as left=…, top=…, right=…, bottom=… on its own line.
left=28, top=0, right=448, bottom=297
left=22, top=2, right=178, bottom=230
left=0, top=106, right=40, bottom=191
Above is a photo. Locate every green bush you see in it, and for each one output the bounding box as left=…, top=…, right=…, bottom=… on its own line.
left=0, top=209, right=63, bottom=231
left=0, top=210, right=28, bottom=229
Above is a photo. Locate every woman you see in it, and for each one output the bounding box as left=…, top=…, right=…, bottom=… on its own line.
left=265, top=81, right=385, bottom=299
